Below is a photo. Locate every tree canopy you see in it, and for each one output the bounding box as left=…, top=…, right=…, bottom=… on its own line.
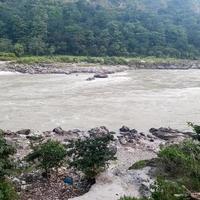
left=1, top=0, right=200, bottom=58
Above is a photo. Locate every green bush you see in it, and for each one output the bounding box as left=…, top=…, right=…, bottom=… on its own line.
left=67, top=135, right=116, bottom=180
left=14, top=43, right=24, bottom=57
left=26, top=140, right=66, bottom=177
left=188, top=122, right=200, bottom=141
left=151, top=178, right=187, bottom=200
left=0, top=180, right=19, bottom=200
left=0, top=135, right=16, bottom=180
left=157, top=140, right=200, bottom=191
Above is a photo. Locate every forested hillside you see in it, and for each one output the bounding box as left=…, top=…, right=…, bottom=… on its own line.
left=1, top=0, right=200, bottom=58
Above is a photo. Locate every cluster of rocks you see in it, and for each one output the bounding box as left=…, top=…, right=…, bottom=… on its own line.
left=117, top=126, right=155, bottom=146
left=2, top=125, right=193, bottom=160
left=2, top=125, right=195, bottom=200
left=149, top=127, right=192, bottom=141
left=2, top=59, right=200, bottom=76
left=0, top=62, right=129, bottom=75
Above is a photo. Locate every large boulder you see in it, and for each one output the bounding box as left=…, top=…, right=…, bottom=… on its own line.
left=88, top=126, right=110, bottom=138
left=53, top=127, right=64, bottom=135
left=149, top=127, right=186, bottom=140
left=119, top=126, right=130, bottom=132
left=16, top=129, right=31, bottom=136
left=94, top=73, right=108, bottom=78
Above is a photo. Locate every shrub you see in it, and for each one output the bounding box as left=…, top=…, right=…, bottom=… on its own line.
left=129, top=159, right=157, bottom=170
left=0, top=134, right=16, bottom=180
left=14, top=43, right=24, bottom=57
left=0, top=180, right=19, bottom=200
left=188, top=122, right=200, bottom=141
left=67, top=135, right=116, bottom=180
left=157, top=140, right=200, bottom=191
left=151, top=178, right=187, bottom=200
left=26, top=140, right=66, bottom=177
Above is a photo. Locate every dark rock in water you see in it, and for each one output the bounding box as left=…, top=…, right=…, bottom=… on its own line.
left=16, top=129, right=31, bottom=136
left=53, top=127, right=64, bottom=135
left=94, top=73, right=108, bottom=78
left=86, top=77, right=95, bottom=81
left=149, top=127, right=186, bottom=140
left=119, top=126, right=130, bottom=132
left=88, top=126, right=110, bottom=138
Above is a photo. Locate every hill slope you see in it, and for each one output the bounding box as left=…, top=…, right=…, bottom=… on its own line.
left=1, top=0, right=200, bottom=58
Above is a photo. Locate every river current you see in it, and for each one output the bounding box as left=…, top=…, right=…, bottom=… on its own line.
left=0, top=70, right=200, bottom=132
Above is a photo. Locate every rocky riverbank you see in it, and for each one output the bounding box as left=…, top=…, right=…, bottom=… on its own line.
left=1, top=59, right=200, bottom=75
left=1, top=125, right=194, bottom=200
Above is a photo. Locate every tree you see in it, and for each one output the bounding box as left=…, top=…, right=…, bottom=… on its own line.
left=14, top=43, right=24, bottom=57
left=0, top=38, right=13, bottom=53
left=28, top=37, right=46, bottom=55
left=67, top=135, right=116, bottom=180
left=26, top=140, right=66, bottom=177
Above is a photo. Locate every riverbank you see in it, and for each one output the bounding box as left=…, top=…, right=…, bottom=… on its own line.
left=1, top=56, right=200, bottom=75
left=2, top=126, right=193, bottom=200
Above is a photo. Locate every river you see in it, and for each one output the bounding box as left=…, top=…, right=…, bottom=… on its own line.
left=0, top=70, right=200, bottom=132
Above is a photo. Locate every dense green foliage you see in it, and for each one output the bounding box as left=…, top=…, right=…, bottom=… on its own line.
left=0, top=134, right=18, bottom=200
left=67, top=135, right=116, bottom=179
left=1, top=0, right=200, bottom=58
left=119, top=179, right=187, bottom=200
left=0, top=180, right=19, bottom=200
left=0, top=134, right=16, bottom=180
left=188, top=122, right=200, bottom=141
left=121, top=140, right=200, bottom=200
left=26, top=140, right=67, bottom=176
left=158, top=140, right=200, bottom=191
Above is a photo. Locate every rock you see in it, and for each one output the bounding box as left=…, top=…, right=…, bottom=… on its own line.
left=139, top=182, right=151, bottom=198
left=19, top=172, right=43, bottom=184
left=53, top=127, right=64, bottom=135
left=86, top=77, right=95, bottom=81
left=149, top=127, right=185, bottom=140
left=94, top=73, right=108, bottom=78
left=140, top=132, right=146, bottom=137
left=26, top=131, right=44, bottom=141
left=118, top=137, right=127, bottom=145
left=88, top=126, right=110, bottom=138
left=16, top=129, right=31, bottom=135
left=62, top=130, right=80, bottom=141
left=119, top=126, right=130, bottom=132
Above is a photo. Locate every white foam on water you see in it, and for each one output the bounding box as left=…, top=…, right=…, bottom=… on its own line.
left=0, top=71, right=21, bottom=75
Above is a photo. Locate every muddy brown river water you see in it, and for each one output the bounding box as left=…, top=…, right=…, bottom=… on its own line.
left=0, top=70, right=200, bottom=132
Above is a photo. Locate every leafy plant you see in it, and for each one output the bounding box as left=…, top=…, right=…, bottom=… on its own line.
left=26, top=140, right=66, bottom=177
left=151, top=178, right=187, bottom=200
left=0, top=180, right=19, bottom=200
left=157, top=140, right=200, bottom=191
left=0, top=134, right=16, bottom=180
left=188, top=122, right=200, bottom=141
left=67, top=135, right=116, bottom=180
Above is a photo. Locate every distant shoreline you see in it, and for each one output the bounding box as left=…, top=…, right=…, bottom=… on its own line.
left=1, top=56, right=200, bottom=74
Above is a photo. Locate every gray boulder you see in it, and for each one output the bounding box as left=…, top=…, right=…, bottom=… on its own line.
left=16, top=129, right=31, bottom=136
left=94, top=73, right=108, bottom=78
left=149, top=127, right=185, bottom=140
